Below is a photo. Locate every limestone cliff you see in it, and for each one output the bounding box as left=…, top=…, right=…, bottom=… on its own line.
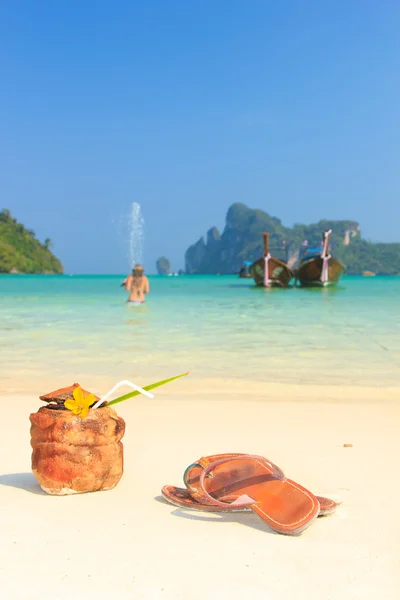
left=156, top=256, right=171, bottom=275
left=184, top=203, right=400, bottom=275
left=185, top=203, right=301, bottom=274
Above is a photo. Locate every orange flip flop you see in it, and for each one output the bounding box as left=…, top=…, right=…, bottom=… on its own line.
left=185, top=454, right=320, bottom=535
left=194, top=455, right=320, bottom=534
left=183, top=452, right=337, bottom=517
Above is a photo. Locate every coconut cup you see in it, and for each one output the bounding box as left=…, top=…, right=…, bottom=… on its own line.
left=30, top=384, right=125, bottom=495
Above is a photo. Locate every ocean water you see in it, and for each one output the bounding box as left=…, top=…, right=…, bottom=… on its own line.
left=0, top=274, right=399, bottom=394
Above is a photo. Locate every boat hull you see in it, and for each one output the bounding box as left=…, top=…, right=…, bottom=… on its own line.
left=296, top=257, right=344, bottom=287
left=251, top=257, right=293, bottom=287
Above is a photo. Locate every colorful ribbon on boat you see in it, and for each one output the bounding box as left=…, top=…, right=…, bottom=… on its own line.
left=321, top=230, right=332, bottom=284
left=264, top=253, right=271, bottom=287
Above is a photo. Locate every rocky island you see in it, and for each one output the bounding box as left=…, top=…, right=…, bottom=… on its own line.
left=185, top=203, right=400, bottom=276
left=156, top=256, right=171, bottom=275
left=0, top=209, right=63, bottom=274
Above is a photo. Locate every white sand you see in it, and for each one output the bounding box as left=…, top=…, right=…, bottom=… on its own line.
left=1, top=385, right=399, bottom=600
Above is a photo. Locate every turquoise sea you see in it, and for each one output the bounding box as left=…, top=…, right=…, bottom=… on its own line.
left=0, top=274, right=399, bottom=394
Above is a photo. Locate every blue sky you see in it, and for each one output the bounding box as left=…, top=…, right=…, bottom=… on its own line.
left=1, top=1, right=399, bottom=273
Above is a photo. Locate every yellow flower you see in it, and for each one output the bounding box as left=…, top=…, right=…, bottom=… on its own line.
left=64, top=386, right=96, bottom=419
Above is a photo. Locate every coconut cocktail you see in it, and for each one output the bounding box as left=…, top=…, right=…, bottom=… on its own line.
left=29, top=374, right=188, bottom=495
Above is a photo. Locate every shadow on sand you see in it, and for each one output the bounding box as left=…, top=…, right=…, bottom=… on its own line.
left=154, top=494, right=282, bottom=535
left=0, top=472, right=45, bottom=495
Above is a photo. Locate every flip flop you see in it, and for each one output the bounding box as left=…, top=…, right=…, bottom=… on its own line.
left=194, top=454, right=321, bottom=535
left=185, top=454, right=320, bottom=535
left=183, top=452, right=337, bottom=517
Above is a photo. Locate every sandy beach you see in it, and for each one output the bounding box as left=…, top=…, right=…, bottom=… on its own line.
left=1, top=383, right=399, bottom=600
left=2, top=0, right=400, bottom=597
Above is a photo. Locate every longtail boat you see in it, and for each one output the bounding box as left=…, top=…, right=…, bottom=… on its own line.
left=295, top=229, right=345, bottom=287
left=250, top=232, right=293, bottom=287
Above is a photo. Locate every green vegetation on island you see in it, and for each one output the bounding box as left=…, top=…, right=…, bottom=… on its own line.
left=185, top=203, right=400, bottom=275
left=0, top=209, right=63, bottom=274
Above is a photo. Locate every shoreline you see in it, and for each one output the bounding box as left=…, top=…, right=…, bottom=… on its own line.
left=2, top=377, right=399, bottom=404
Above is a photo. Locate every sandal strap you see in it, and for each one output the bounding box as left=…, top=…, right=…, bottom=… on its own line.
left=198, top=455, right=285, bottom=509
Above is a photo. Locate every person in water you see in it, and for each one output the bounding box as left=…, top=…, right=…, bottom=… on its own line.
left=124, top=264, right=150, bottom=304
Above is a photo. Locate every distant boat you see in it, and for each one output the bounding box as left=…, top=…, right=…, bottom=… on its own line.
left=238, top=261, right=252, bottom=278
left=295, top=229, right=345, bottom=287
left=250, top=232, right=293, bottom=287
